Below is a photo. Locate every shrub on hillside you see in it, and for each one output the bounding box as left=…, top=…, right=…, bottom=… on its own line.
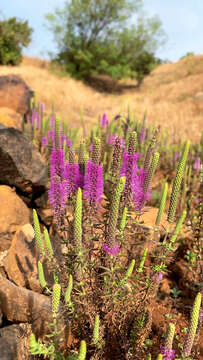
left=0, top=16, right=33, bottom=65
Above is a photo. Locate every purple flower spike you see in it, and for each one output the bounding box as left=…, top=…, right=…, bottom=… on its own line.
left=100, top=113, right=109, bottom=129
left=139, top=126, right=146, bottom=143
left=60, top=135, right=66, bottom=147
left=83, top=160, right=103, bottom=205
left=66, top=139, right=72, bottom=147
left=40, top=102, right=45, bottom=112
left=194, top=157, right=201, bottom=171
left=42, top=137, right=48, bottom=146
left=50, top=149, right=65, bottom=180
left=89, top=144, right=94, bottom=151
left=48, top=179, right=67, bottom=216
left=50, top=113, right=55, bottom=128
left=64, top=162, right=80, bottom=197
left=160, top=346, right=175, bottom=360
left=114, top=114, right=121, bottom=120
left=103, top=243, right=120, bottom=257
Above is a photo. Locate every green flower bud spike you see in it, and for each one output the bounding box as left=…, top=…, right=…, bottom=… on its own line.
left=167, top=140, right=190, bottom=223
left=93, top=314, right=100, bottom=345
left=146, top=354, right=151, bottom=360
left=120, top=207, right=128, bottom=235
left=183, top=292, right=202, bottom=357
left=156, top=355, right=163, bottom=360
left=52, top=283, right=61, bottom=314
left=54, top=116, right=61, bottom=149
left=143, top=152, right=160, bottom=195
left=106, top=176, right=126, bottom=249
left=128, top=131, right=137, bottom=155
left=78, top=340, right=87, bottom=360
left=164, top=322, right=175, bottom=355
left=43, top=228, right=53, bottom=258
left=79, top=140, right=87, bottom=176
left=38, top=261, right=47, bottom=288
left=65, top=274, right=73, bottom=304
left=29, top=333, right=37, bottom=350
left=137, top=248, right=148, bottom=273
left=33, top=209, right=45, bottom=256
left=74, top=188, right=82, bottom=249
left=170, top=209, right=187, bottom=244
left=92, top=137, right=101, bottom=165
left=120, top=259, right=135, bottom=287
left=155, top=182, right=168, bottom=226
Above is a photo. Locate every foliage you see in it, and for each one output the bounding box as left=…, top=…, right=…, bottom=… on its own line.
left=0, top=16, right=33, bottom=65
left=45, top=0, right=167, bottom=83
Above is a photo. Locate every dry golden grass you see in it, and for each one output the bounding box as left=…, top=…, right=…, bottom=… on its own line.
left=0, top=54, right=203, bottom=142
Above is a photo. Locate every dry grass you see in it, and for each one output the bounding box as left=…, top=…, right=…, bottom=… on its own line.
left=0, top=54, right=203, bottom=142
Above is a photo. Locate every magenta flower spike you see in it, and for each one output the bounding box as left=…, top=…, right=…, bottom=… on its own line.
left=103, top=243, right=120, bottom=257
left=64, top=162, right=80, bottom=197
left=48, top=179, right=67, bottom=217
left=42, top=137, right=49, bottom=146
left=83, top=160, right=103, bottom=205
left=132, top=168, right=150, bottom=211
left=50, top=113, right=55, bottom=128
left=66, top=139, right=72, bottom=147
left=100, top=113, right=109, bottom=129
left=50, top=149, right=65, bottom=180
left=194, top=157, right=201, bottom=171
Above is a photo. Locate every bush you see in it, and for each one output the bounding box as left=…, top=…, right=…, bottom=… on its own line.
left=0, top=16, right=33, bottom=65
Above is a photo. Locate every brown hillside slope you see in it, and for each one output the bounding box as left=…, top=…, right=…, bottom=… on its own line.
left=0, top=55, right=203, bottom=142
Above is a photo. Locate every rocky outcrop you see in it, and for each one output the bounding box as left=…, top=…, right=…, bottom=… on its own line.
left=0, top=75, right=34, bottom=115
left=0, top=126, right=48, bottom=200
left=0, top=186, right=31, bottom=250
left=0, top=107, right=22, bottom=131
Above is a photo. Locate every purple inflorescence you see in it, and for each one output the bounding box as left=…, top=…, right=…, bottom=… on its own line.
left=64, top=162, right=80, bottom=197
left=120, top=151, right=151, bottom=211
left=160, top=346, right=175, bottom=360
left=50, top=149, right=65, bottom=179
left=100, top=113, right=109, bottom=129
left=83, top=160, right=103, bottom=205
left=103, top=243, right=120, bottom=256
left=42, top=137, right=48, bottom=146
left=194, top=157, right=201, bottom=171
left=48, top=179, right=67, bottom=216
left=66, top=139, right=72, bottom=147
left=132, top=168, right=151, bottom=211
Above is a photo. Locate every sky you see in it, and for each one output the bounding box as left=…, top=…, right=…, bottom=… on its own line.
left=0, top=0, right=203, bottom=63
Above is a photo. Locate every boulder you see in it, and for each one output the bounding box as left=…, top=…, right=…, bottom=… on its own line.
left=0, top=186, right=31, bottom=251
left=0, top=126, right=48, bottom=199
left=0, top=75, right=34, bottom=115
left=4, top=224, right=42, bottom=292
left=0, top=108, right=22, bottom=131
left=0, top=323, right=33, bottom=360
left=0, top=275, right=69, bottom=347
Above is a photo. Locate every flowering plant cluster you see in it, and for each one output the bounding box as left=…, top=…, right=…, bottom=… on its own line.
left=22, top=104, right=203, bottom=360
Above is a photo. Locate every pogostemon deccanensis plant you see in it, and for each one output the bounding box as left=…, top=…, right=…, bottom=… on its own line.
left=29, top=109, right=201, bottom=360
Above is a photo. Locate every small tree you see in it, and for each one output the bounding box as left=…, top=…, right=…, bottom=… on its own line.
left=46, top=0, right=167, bottom=83
left=0, top=16, right=33, bottom=65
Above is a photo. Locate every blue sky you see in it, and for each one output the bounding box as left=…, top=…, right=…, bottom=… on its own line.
left=1, top=0, right=203, bottom=62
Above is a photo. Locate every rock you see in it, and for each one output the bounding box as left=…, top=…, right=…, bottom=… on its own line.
left=0, top=323, right=33, bottom=360
left=0, top=275, right=69, bottom=346
left=0, top=126, right=48, bottom=198
left=0, top=75, right=34, bottom=115
left=4, top=224, right=42, bottom=292
left=0, top=186, right=31, bottom=250
left=0, top=108, right=22, bottom=131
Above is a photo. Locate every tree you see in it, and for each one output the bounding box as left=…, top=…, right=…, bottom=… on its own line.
left=46, top=0, right=167, bottom=83
left=0, top=16, right=33, bottom=65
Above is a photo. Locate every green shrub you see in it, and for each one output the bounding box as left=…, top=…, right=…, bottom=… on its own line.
left=0, top=16, right=33, bottom=65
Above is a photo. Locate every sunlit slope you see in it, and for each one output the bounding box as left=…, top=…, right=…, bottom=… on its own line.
left=0, top=54, right=202, bottom=141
